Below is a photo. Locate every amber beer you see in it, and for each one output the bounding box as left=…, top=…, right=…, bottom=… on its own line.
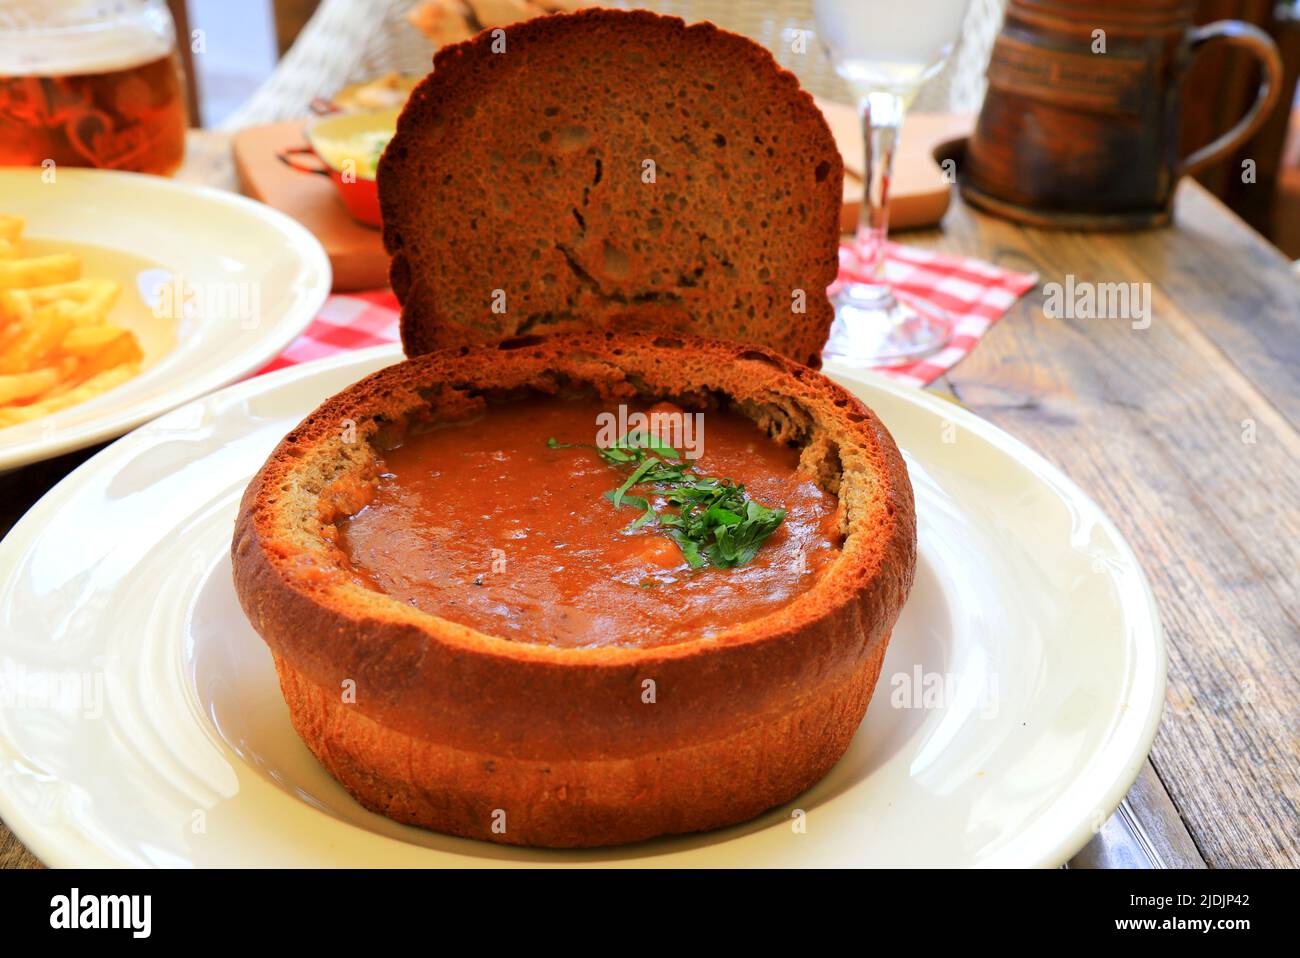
left=0, top=4, right=187, bottom=176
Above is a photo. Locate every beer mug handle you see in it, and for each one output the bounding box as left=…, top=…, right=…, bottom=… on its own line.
left=1180, top=21, right=1283, bottom=178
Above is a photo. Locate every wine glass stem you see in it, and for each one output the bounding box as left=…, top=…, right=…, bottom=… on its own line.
left=856, top=90, right=907, bottom=285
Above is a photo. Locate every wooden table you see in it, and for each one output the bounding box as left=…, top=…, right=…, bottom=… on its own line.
left=2, top=131, right=1297, bottom=868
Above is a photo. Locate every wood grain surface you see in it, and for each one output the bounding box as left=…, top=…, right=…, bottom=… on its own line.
left=1, top=129, right=1296, bottom=868
left=913, top=184, right=1300, bottom=868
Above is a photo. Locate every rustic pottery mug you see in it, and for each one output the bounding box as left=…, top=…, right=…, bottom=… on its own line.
left=961, top=0, right=1283, bottom=229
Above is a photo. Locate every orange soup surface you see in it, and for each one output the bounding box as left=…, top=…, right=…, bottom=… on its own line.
left=338, top=399, right=841, bottom=648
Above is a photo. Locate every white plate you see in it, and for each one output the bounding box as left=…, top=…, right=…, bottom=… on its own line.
left=0, top=347, right=1164, bottom=867
left=0, top=167, right=330, bottom=471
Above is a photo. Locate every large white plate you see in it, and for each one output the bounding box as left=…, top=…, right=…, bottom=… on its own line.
left=0, top=167, right=330, bottom=471
left=0, top=346, right=1164, bottom=867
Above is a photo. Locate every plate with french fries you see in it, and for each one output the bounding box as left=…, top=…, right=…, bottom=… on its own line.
left=0, top=167, right=330, bottom=472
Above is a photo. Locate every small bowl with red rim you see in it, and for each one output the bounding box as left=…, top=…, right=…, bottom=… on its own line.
left=278, top=108, right=399, bottom=229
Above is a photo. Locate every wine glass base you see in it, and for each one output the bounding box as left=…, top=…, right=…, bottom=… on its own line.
left=822, top=283, right=951, bottom=369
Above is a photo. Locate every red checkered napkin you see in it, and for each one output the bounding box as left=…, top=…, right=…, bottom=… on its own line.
left=257, top=245, right=1035, bottom=386
left=255, top=289, right=401, bottom=375
left=831, top=242, right=1038, bottom=388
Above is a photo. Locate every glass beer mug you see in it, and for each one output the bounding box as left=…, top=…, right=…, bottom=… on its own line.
left=0, top=0, right=187, bottom=176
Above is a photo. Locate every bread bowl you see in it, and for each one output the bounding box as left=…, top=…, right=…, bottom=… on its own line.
left=231, top=9, right=917, bottom=848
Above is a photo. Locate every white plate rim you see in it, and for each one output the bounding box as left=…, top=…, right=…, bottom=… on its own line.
left=0, top=345, right=1167, bottom=868
left=0, top=167, right=332, bottom=472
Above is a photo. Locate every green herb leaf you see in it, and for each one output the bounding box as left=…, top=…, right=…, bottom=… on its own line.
left=611, top=456, right=661, bottom=508
left=550, top=427, right=787, bottom=569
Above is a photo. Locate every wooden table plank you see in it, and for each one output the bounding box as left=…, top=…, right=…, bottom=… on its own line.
left=1068, top=764, right=1208, bottom=869
left=1124, top=762, right=1209, bottom=869
left=1128, top=185, right=1300, bottom=425
left=904, top=184, right=1300, bottom=867
left=0, top=817, right=42, bottom=869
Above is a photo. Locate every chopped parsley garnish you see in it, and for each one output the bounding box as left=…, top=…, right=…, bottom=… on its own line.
left=547, top=428, right=786, bottom=569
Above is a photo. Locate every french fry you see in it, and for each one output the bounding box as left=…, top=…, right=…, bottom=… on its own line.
left=40, top=356, right=92, bottom=398
left=44, top=298, right=112, bottom=328
left=0, top=319, right=20, bottom=355
left=0, top=309, right=73, bottom=374
left=0, top=214, right=146, bottom=430
left=69, top=329, right=142, bottom=380
left=60, top=324, right=133, bottom=356
left=22, top=280, right=105, bottom=306
left=0, top=291, right=31, bottom=353
left=0, top=364, right=137, bottom=427
left=0, top=253, right=81, bottom=290
left=0, top=214, right=22, bottom=243
left=0, top=367, right=60, bottom=404
left=83, top=279, right=120, bottom=315
left=17, top=282, right=120, bottom=326
left=0, top=289, right=33, bottom=325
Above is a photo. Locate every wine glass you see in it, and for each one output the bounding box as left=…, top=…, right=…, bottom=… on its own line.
left=814, top=0, right=971, bottom=367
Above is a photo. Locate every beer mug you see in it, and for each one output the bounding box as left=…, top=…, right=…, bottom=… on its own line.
left=961, top=0, right=1283, bottom=229
left=0, top=0, right=187, bottom=176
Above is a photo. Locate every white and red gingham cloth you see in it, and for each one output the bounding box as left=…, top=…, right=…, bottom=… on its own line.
left=256, top=244, right=1036, bottom=386
left=830, top=242, right=1038, bottom=387
left=257, top=289, right=401, bottom=374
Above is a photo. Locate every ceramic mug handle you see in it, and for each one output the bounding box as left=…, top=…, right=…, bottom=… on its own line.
left=1180, top=20, right=1283, bottom=178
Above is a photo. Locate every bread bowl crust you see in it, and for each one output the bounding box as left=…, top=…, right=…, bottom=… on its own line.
left=232, top=332, right=914, bottom=845
left=271, top=643, right=886, bottom=847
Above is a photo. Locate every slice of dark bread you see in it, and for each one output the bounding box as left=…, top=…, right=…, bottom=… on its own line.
left=378, top=8, right=843, bottom=369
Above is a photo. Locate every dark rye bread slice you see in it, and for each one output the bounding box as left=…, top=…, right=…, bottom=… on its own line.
left=378, top=8, right=843, bottom=369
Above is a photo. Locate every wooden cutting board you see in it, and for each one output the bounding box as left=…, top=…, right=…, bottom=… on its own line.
left=233, top=120, right=388, bottom=292
left=233, top=107, right=974, bottom=292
